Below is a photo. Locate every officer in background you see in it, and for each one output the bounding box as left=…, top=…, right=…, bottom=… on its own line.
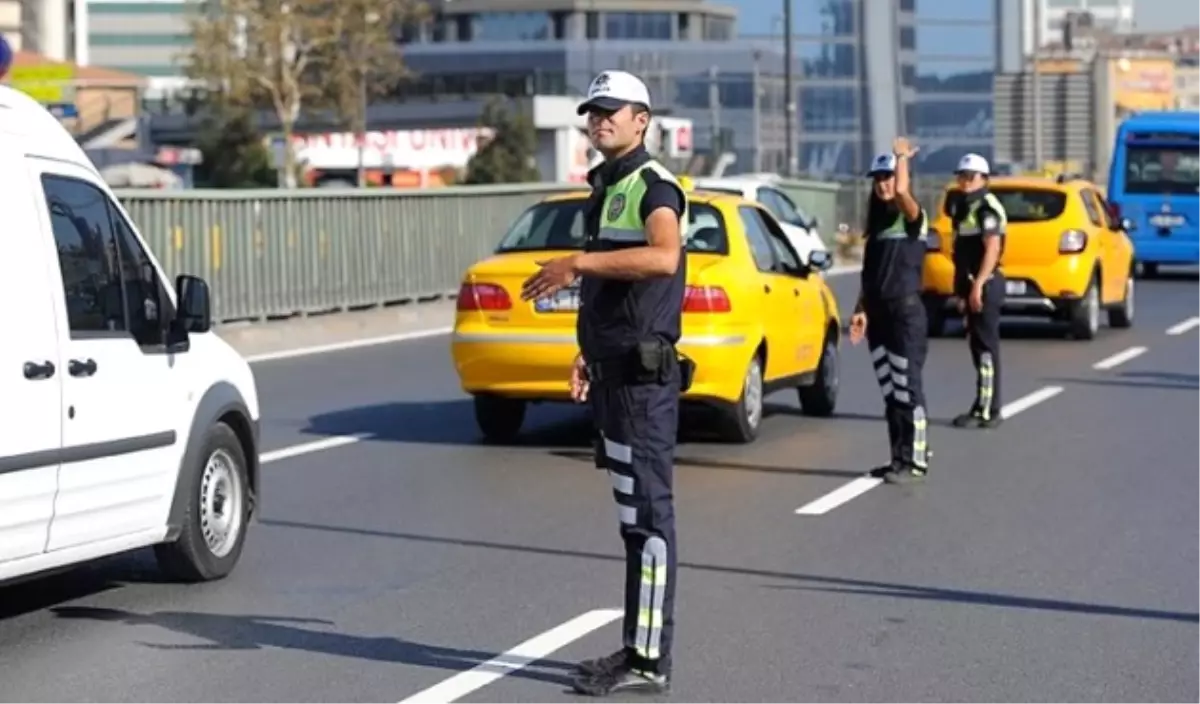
left=848, top=137, right=931, bottom=485
left=948, top=153, right=1007, bottom=429
left=520, top=69, right=691, bottom=697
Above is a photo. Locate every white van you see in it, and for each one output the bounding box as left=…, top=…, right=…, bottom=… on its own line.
left=0, top=86, right=261, bottom=586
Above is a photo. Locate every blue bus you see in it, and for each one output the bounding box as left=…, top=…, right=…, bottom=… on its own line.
left=1107, top=111, right=1200, bottom=277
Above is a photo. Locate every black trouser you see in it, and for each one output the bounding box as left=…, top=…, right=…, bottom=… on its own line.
left=864, top=293, right=929, bottom=470
left=590, top=375, right=680, bottom=676
left=961, top=274, right=1004, bottom=419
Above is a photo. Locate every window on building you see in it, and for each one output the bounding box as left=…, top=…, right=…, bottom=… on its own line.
left=904, top=99, right=994, bottom=140
left=912, top=58, right=994, bottom=94
left=605, top=12, right=671, bottom=40
left=914, top=23, right=995, bottom=58
left=792, top=0, right=856, bottom=38
left=912, top=1, right=995, bottom=21
left=899, top=0, right=914, bottom=10
left=797, top=41, right=857, bottom=78
left=470, top=12, right=551, bottom=41
left=677, top=13, right=690, bottom=39
left=702, top=16, right=732, bottom=40
left=900, top=26, right=915, bottom=50
left=799, top=86, right=859, bottom=133
left=586, top=12, right=599, bottom=39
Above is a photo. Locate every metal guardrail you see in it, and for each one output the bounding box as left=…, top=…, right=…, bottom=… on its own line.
left=114, top=178, right=841, bottom=324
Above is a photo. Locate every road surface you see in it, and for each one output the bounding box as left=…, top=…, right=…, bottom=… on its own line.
left=2, top=271, right=1197, bottom=703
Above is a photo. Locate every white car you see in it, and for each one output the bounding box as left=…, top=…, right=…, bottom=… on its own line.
left=691, top=176, right=829, bottom=264
left=0, top=85, right=261, bottom=587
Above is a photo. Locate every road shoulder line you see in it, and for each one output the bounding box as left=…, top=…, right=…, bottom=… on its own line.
left=1166, top=317, right=1200, bottom=336
left=1092, top=346, right=1148, bottom=371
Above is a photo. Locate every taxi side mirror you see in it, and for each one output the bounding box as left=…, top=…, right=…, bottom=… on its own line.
left=807, top=249, right=834, bottom=272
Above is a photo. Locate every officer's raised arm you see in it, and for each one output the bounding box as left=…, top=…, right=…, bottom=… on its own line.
left=891, top=136, right=923, bottom=223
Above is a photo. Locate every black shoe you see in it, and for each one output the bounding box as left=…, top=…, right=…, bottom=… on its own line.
left=884, top=465, right=927, bottom=485
left=571, top=663, right=670, bottom=697
left=980, top=414, right=1003, bottom=429
left=573, top=648, right=631, bottom=677
left=952, top=411, right=984, bottom=428
left=869, top=462, right=899, bottom=478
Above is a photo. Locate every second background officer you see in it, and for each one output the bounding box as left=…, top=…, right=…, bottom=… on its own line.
left=949, top=153, right=1007, bottom=429
left=520, top=69, right=689, bottom=697
left=849, top=137, right=931, bottom=485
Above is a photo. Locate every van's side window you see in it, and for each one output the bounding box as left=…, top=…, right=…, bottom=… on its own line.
left=41, top=175, right=128, bottom=335
left=107, top=204, right=168, bottom=344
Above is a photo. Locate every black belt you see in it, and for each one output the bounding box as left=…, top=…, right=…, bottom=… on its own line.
left=585, top=341, right=695, bottom=391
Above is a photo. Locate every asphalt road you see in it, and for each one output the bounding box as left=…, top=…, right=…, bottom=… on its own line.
left=2, top=269, right=1197, bottom=703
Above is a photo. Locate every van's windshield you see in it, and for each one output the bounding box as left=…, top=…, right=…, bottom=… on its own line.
left=495, top=200, right=730, bottom=254
left=1123, top=144, right=1200, bottom=196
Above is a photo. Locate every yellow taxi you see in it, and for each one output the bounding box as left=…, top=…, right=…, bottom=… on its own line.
left=451, top=185, right=843, bottom=444
left=922, top=175, right=1136, bottom=340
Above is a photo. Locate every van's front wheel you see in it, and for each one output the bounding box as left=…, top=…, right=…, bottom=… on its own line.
left=155, top=422, right=250, bottom=582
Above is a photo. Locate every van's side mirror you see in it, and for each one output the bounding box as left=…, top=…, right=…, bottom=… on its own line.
left=807, top=249, right=834, bottom=272
left=176, top=275, right=212, bottom=333
left=1120, top=217, right=1134, bottom=232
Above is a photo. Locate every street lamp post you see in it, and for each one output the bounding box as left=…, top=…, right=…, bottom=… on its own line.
left=783, top=0, right=796, bottom=177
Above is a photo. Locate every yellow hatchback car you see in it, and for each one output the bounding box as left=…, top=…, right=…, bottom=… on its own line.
left=922, top=175, right=1136, bottom=340
left=451, top=187, right=843, bottom=444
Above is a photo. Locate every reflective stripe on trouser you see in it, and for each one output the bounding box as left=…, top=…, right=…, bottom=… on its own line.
left=965, top=276, right=1003, bottom=417
left=865, top=295, right=929, bottom=469
left=591, top=379, right=679, bottom=675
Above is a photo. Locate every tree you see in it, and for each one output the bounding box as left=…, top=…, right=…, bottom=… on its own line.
left=463, top=97, right=541, bottom=185
left=320, top=0, right=428, bottom=186
left=185, top=0, right=365, bottom=186
left=193, top=107, right=278, bottom=188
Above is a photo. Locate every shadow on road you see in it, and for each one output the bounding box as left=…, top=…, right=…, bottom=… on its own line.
left=51, top=606, right=576, bottom=687
left=549, top=448, right=864, bottom=480
left=0, top=551, right=160, bottom=623
left=1048, top=373, right=1200, bottom=392
left=260, top=518, right=1199, bottom=626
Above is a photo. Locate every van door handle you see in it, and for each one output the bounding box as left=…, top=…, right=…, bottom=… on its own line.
left=793, top=288, right=800, bottom=296
left=23, top=360, right=55, bottom=380
left=68, top=358, right=98, bottom=377
left=763, top=284, right=771, bottom=293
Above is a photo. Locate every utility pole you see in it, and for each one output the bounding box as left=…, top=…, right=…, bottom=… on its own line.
left=752, top=49, right=762, bottom=173
left=783, top=0, right=796, bottom=177
left=1031, top=0, right=1044, bottom=171
left=708, top=64, right=721, bottom=158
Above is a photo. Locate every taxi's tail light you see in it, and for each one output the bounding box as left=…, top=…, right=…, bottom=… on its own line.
left=926, top=228, right=942, bottom=252
left=683, top=285, right=731, bottom=313
left=456, top=282, right=512, bottom=311
left=1058, top=229, right=1088, bottom=254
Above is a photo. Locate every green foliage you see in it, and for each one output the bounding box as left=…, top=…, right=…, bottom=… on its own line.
left=463, top=97, right=541, bottom=185
left=192, top=109, right=278, bottom=189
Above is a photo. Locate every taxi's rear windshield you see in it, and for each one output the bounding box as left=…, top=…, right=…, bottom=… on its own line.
left=495, top=199, right=729, bottom=254
left=941, top=187, right=1067, bottom=223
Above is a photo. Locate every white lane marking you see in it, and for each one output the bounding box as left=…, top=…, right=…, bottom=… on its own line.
left=245, top=326, right=453, bottom=364
left=396, top=608, right=622, bottom=704
left=795, top=476, right=882, bottom=515
left=239, top=266, right=860, bottom=366
left=795, top=385, right=1066, bottom=516
left=1000, top=385, right=1064, bottom=418
left=259, top=434, right=369, bottom=465
left=1166, top=317, right=1200, bottom=336
left=1092, top=345, right=1148, bottom=371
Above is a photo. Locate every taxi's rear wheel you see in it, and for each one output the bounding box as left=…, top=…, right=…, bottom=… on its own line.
left=797, top=331, right=837, bottom=417
left=722, top=350, right=764, bottom=444
left=1108, top=269, right=1134, bottom=328
left=473, top=395, right=526, bottom=444
left=1068, top=273, right=1101, bottom=340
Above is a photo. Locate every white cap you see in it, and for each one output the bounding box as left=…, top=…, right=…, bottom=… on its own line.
left=577, top=70, right=652, bottom=115
left=867, top=152, right=897, bottom=177
left=956, top=153, right=990, bottom=175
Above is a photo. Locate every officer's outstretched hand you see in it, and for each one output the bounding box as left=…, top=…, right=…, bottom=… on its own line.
left=849, top=311, right=867, bottom=345
left=521, top=255, right=579, bottom=301
left=569, top=353, right=589, bottom=403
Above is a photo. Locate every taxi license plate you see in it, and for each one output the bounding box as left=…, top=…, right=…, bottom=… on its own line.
left=535, top=287, right=581, bottom=313
left=1150, top=214, right=1185, bottom=228
left=1005, top=280, right=1027, bottom=296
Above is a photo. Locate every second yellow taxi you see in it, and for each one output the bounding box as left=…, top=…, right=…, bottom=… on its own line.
left=922, top=175, right=1136, bottom=340
left=451, top=185, right=843, bottom=444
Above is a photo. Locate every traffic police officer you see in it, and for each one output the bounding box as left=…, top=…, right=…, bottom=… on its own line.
left=948, top=153, right=1007, bottom=429
left=848, top=137, right=932, bottom=485
left=520, top=69, right=690, bottom=697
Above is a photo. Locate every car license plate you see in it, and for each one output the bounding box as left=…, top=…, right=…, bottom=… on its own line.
left=1150, top=214, right=1185, bottom=228
left=1005, top=280, right=1027, bottom=296
left=535, top=287, right=581, bottom=313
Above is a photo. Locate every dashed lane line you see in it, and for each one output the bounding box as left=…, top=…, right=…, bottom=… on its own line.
left=1092, top=346, right=1148, bottom=371
left=1166, top=317, right=1200, bottom=336
left=395, top=608, right=623, bottom=704
left=794, top=385, right=1065, bottom=516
